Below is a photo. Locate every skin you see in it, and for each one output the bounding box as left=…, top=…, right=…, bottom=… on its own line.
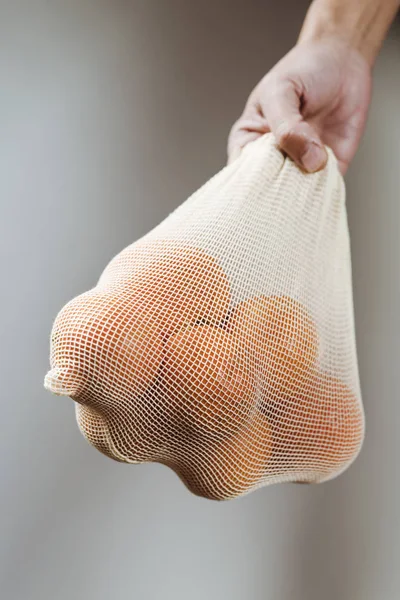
left=228, top=0, right=400, bottom=175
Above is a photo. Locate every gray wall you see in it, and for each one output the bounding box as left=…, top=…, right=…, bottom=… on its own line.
left=1, top=2, right=399, bottom=599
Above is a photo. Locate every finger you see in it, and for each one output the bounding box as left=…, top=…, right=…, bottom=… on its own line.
left=227, top=116, right=270, bottom=164
left=228, top=130, right=263, bottom=164
left=262, top=81, right=328, bottom=173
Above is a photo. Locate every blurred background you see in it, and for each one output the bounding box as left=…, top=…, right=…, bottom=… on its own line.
left=1, top=2, right=399, bottom=599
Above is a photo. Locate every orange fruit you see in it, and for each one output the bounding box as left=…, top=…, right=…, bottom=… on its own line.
left=75, top=379, right=177, bottom=463
left=75, top=404, right=123, bottom=461
left=162, top=325, right=256, bottom=435
left=228, top=295, right=318, bottom=400
left=179, top=412, right=273, bottom=500
left=45, top=289, right=164, bottom=402
left=272, top=371, right=364, bottom=481
left=99, top=241, right=231, bottom=336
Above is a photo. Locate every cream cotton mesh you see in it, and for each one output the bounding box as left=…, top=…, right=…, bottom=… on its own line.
left=44, top=134, right=364, bottom=501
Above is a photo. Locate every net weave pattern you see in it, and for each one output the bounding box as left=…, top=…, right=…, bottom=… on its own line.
left=45, top=135, right=364, bottom=500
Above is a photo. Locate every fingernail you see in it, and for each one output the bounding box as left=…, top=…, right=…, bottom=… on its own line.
left=301, top=142, right=327, bottom=173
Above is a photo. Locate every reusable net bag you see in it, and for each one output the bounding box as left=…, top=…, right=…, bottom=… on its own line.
left=45, top=134, right=364, bottom=500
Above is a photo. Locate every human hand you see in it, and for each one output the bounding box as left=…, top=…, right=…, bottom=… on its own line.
left=228, top=38, right=372, bottom=175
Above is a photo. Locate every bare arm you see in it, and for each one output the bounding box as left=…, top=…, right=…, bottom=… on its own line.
left=228, top=0, right=399, bottom=174
left=300, top=0, right=400, bottom=65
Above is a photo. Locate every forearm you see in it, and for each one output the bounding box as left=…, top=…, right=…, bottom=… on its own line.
left=299, top=0, right=400, bottom=65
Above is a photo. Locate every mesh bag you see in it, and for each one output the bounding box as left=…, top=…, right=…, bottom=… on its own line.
left=45, top=134, right=364, bottom=500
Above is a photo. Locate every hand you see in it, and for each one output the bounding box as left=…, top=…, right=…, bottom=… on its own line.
left=228, top=38, right=372, bottom=175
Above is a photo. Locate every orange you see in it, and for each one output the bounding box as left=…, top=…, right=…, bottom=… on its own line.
left=162, top=325, right=256, bottom=435
left=272, top=371, right=364, bottom=481
left=179, top=413, right=273, bottom=500
left=75, top=404, right=123, bottom=461
left=76, top=379, right=176, bottom=463
left=228, top=295, right=318, bottom=400
left=100, top=241, right=231, bottom=336
left=46, top=289, right=164, bottom=402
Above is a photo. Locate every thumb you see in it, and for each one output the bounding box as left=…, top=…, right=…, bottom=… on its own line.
left=263, top=81, right=328, bottom=173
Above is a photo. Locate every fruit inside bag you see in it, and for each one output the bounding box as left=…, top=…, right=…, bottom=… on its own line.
left=44, top=134, right=365, bottom=501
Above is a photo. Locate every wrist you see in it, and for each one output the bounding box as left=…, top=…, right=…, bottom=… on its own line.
left=299, top=0, right=400, bottom=66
